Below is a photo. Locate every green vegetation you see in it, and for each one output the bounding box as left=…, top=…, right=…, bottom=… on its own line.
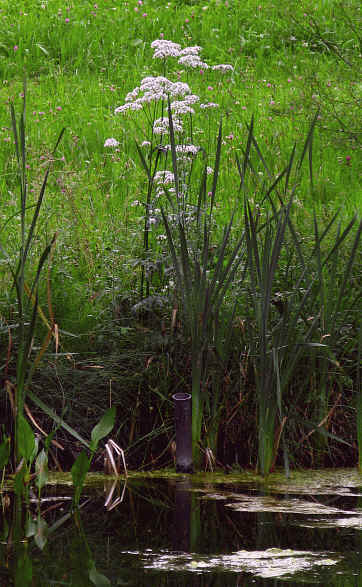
left=0, top=0, right=361, bottom=480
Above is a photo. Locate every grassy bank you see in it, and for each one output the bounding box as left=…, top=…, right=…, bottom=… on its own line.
left=0, top=0, right=361, bottom=475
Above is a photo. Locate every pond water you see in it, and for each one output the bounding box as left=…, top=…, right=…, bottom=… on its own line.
left=1, top=469, right=362, bottom=586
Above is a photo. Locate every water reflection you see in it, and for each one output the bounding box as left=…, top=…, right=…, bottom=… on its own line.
left=1, top=471, right=362, bottom=585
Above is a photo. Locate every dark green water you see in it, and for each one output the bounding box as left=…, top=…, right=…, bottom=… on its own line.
left=1, top=469, right=362, bottom=586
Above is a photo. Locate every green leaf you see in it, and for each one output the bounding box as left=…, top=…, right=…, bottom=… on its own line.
left=71, top=450, right=90, bottom=504
left=27, top=389, right=90, bottom=448
left=35, top=449, right=48, bottom=491
left=18, top=415, right=35, bottom=462
left=89, top=561, right=111, bottom=587
left=71, top=450, right=90, bottom=488
left=90, top=406, right=116, bottom=452
left=34, top=516, right=48, bottom=551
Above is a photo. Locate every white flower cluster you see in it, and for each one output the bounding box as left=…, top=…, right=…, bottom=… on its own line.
left=104, top=137, right=119, bottom=147
left=115, top=76, right=191, bottom=115
left=153, top=117, right=183, bottom=135
left=151, top=39, right=182, bottom=59
left=114, top=102, right=143, bottom=114
left=163, top=144, right=200, bottom=155
left=154, top=170, right=175, bottom=185
left=140, top=76, right=190, bottom=97
left=125, top=87, right=140, bottom=102
left=150, top=38, right=234, bottom=74
left=179, top=45, right=202, bottom=56
left=212, top=64, right=234, bottom=72
left=178, top=55, right=209, bottom=69
left=200, top=102, right=219, bottom=109
left=171, top=100, right=195, bottom=115
left=151, top=40, right=203, bottom=60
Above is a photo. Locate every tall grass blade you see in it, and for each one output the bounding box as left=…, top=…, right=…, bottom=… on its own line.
left=209, top=118, right=222, bottom=215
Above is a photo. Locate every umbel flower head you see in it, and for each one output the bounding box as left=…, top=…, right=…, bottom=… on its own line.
left=151, top=39, right=182, bottom=59
left=114, top=76, right=192, bottom=115
left=104, top=138, right=119, bottom=147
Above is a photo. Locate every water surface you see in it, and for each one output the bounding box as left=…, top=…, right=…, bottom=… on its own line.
left=1, top=469, right=362, bottom=585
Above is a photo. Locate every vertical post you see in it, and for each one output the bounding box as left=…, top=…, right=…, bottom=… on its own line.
left=173, top=392, right=193, bottom=473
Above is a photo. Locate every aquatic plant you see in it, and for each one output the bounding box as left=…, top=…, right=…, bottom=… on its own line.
left=0, top=83, right=64, bottom=488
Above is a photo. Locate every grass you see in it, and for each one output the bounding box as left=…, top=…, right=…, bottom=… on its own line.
left=0, top=0, right=361, bottom=474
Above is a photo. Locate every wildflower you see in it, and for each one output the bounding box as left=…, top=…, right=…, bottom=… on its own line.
left=131, top=200, right=142, bottom=207
left=56, top=106, right=62, bottom=111
left=178, top=55, right=209, bottom=69
left=65, top=17, right=70, bottom=23
left=14, top=45, right=19, bottom=51
left=114, top=102, right=142, bottom=114
left=200, top=102, right=219, bottom=109
left=168, top=81, right=191, bottom=97
left=104, top=138, right=119, bottom=147
left=171, top=100, right=195, bottom=115
left=184, top=94, right=200, bottom=104
left=140, top=76, right=190, bottom=97
left=125, top=87, right=140, bottom=102
left=346, top=155, right=351, bottom=165
left=212, top=64, right=234, bottom=72
left=180, top=46, right=202, bottom=55
left=153, top=117, right=183, bottom=135
left=164, top=144, right=200, bottom=155
left=154, top=170, right=175, bottom=184
left=151, top=39, right=181, bottom=59
left=225, top=133, right=234, bottom=140
left=206, top=166, right=213, bottom=174
left=141, top=140, right=151, bottom=147
left=207, top=86, right=213, bottom=91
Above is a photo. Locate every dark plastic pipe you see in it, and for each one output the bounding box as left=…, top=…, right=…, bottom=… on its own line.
left=173, top=392, right=193, bottom=473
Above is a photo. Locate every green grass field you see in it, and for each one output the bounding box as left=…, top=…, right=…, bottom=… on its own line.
left=0, top=0, right=361, bottom=473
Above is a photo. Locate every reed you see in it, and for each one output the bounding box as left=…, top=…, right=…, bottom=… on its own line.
left=4, top=84, right=63, bottom=477
left=162, top=110, right=246, bottom=467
